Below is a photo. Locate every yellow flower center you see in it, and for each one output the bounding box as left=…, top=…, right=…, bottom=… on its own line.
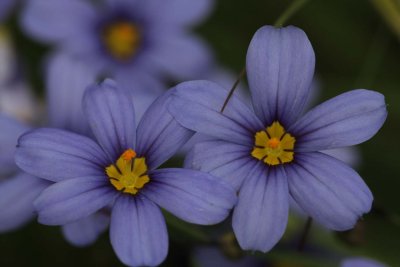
left=251, top=121, right=295, bottom=166
left=102, top=22, right=141, bottom=61
left=106, top=149, right=150, bottom=195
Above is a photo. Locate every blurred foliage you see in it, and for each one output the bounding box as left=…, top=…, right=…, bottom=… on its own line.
left=1, top=0, right=400, bottom=266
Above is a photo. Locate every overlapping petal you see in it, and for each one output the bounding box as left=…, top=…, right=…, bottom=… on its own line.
left=291, top=89, right=387, bottom=152
left=287, top=152, right=373, bottom=230
left=143, top=168, right=237, bottom=224
left=136, top=90, right=193, bottom=169
left=21, top=0, right=96, bottom=42
left=233, top=164, right=289, bottom=252
left=169, top=80, right=264, bottom=145
left=62, top=212, right=110, bottom=247
left=0, top=173, right=48, bottom=232
left=83, top=79, right=136, bottom=161
left=341, top=258, right=387, bottom=267
left=246, top=25, right=315, bottom=126
left=15, top=128, right=108, bottom=182
left=186, top=140, right=258, bottom=190
left=35, top=176, right=116, bottom=225
left=110, top=195, right=168, bottom=267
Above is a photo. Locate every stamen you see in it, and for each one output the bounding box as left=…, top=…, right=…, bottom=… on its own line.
left=251, top=121, right=295, bottom=166
left=102, top=22, right=140, bottom=61
left=106, top=149, right=149, bottom=195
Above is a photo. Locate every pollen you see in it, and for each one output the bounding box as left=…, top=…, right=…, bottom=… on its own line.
left=251, top=121, right=295, bottom=166
left=106, top=149, right=149, bottom=195
left=102, top=22, right=141, bottom=61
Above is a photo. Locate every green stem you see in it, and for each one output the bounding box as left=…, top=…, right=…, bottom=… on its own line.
left=274, top=0, right=310, bottom=27
left=220, top=68, right=246, bottom=113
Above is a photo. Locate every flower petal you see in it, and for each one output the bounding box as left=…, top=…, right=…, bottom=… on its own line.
left=142, top=0, right=214, bottom=27
left=0, top=0, right=14, bottom=21
left=246, top=25, right=315, bottom=126
left=15, top=128, right=108, bottom=182
left=62, top=212, right=110, bottom=247
left=110, top=195, right=168, bottom=267
left=147, top=33, right=213, bottom=80
left=0, top=114, right=29, bottom=176
left=0, top=173, right=48, bottom=232
left=35, top=176, right=116, bottom=225
left=186, top=140, right=258, bottom=190
left=169, top=80, right=264, bottom=145
left=21, top=0, right=96, bottom=43
left=83, top=79, right=136, bottom=161
left=46, top=52, right=100, bottom=135
left=143, top=168, right=237, bottom=225
left=341, top=258, right=387, bottom=267
left=136, top=90, right=193, bottom=169
left=287, top=152, right=373, bottom=231
left=291, top=89, right=387, bottom=152
left=233, top=164, right=289, bottom=252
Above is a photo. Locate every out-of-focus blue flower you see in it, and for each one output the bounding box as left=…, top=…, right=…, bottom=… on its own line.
left=341, top=257, right=388, bottom=267
left=169, top=25, right=387, bottom=252
left=15, top=79, right=237, bottom=267
left=21, top=0, right=214, bottom=88
left=0, top=0, right=15, bottom=22
left=0, top=114, right=49, bottom=232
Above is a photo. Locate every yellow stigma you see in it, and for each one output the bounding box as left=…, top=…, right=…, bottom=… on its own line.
left=251, top=121, right=295, bottom=166
left=102, top=22, right=141, bottom=61
left=106, top=149, right=150, bottom=195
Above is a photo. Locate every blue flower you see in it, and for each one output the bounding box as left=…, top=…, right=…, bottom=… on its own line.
left=21, top=0, right=214, bottom=86
left=169, top=26, right=387, bottom=252
left=15, top=79, right=237, bottom=266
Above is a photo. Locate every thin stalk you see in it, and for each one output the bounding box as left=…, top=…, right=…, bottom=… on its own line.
left=274, top=0, right=310, bottom=27
left=220, top=68, right=246, bottom=113
left=297, top=217, right=313, bottom=252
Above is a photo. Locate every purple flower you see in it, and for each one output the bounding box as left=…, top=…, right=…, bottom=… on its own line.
left=169, top=26, right=387, bottom=252
left=341, top=257, right=388, bottom=267
left=21, top=0, right=214, bottom=87
left=15, top=79, right=237, bottom=266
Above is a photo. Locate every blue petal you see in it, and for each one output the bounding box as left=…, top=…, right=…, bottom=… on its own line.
left=141, top=0, right=214, bottom=27
left=341, top=258, right=387, bottom=267
left=186, top=140, right=258, bottom=190
left=46, top=52, right=100, bottom=136
left=136, top=90, right=193, bottom=170
left=110, top=195, right=168, bottom=267
left=143, top=168, right=237, bottom=224
left=83, top=79, right=136, bottom=161
left=246, top=26, right=315, bottom=126
left=0, top=0, right=15, bottom=21
left=0, top=114, right=30, bottom=176
left=169, top=80, right=264, bottom=145
left=15, top=128, right=108, bottom=182
left=146, top=33, right=213, bottom=80
left=62, top=212, right=109, bottom=247
left=35, top=176, right=116, bottom=225
left=291, top=89, right=387, bottom=152
left=287, top=152, right=373, bottom=231
left=21, top=0, right=96, bottom=43
left=0, top=173, right=48, bottom=232
left=233, top=165, right=289, bottom=252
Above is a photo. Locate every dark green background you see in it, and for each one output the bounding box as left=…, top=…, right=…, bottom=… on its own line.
left=1, top=0, right=399, bottom=266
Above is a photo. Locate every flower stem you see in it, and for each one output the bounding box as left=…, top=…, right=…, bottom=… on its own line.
left=274, top=0, right=310, bottom=27
left=297, top=217, right=313, bottom=252
left=220, top=68, right=246, bottom=113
